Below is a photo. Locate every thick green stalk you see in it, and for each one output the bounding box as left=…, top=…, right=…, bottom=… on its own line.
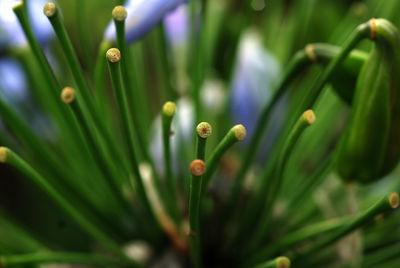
left=0, top=148, right=136, bottom=264
left=294, top=192, right=399, bottom=263
left=253, top=256, right=291, bottom=268
left=188, top=159, right=207, bottom=268
left=200, top=124, right=246, bottom=194
left=0, top=252, right=123, bottom=267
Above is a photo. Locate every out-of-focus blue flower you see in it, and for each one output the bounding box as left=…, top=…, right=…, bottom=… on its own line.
left=0, top=58, right=27, bottom=105
left=105, top=0, right=190, bottom=44
left=0, top=0, right=53, bottom=52
left=163, top=4, right=189, bottom=47
left=230, top=29, right=281, bottom=138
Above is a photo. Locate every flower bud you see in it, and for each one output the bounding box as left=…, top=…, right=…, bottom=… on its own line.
left=336, top=19, right=400, bottom=183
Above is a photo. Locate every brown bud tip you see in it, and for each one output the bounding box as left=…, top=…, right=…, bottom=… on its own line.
left=112, top=5, right=127, bottom=21
left=61, top=87, right=75, bottom=104
left=162, top=101, right=176, bottom=117
left=233, top=124, right=246, bottom=141
left=0, top=147, right=10, bottom=163
left=276, top=256, right=291, bottom=268
left=43, top=2, right=57, bottom=17
left=389, top=192, right=399, bottom=209
left=106, top=48, right=121, bottom=63
left=369, top=18, right=376, bottom=40
left=302, top=110, right=316, bottom=125
left=196, top=122, right=212, bottom=139
left=190, top=159, right=206, bottom=176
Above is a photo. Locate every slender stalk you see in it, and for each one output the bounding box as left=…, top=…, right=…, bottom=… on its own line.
left=60, top=87, right=129, bottom=215
left=106, top=50, right=161, bottom=239
left=200, top=124, right=246, bottom=194
left=253, top=256, right=291, bottom=268
left=0, top=147, right=137, bottom=265
left=0, top=252, right=123, bottom=267
left=106, top=49, right=148, bottom=207
left=188, top=159, right=207, bottom=268
left=245, top=110, right=316, bottom=253
left=0, top=95, right=121, bottom=237
left=112, top=5, right=148, bottom=157
left=228, top=50, right=310, bottom=209
left=94, top=40, right=113, bottom=121
left=43, top=2, right=97, bottom=119
left=44, top=2, right=123, bottom=175
left=294, top=192, right=399, bottom=264
left=12, top=2, right=79, bottom=141
left=248, top=217, right=349, bottom=266
left=229, top=20, right=372, bottom=214
left=162, top=101, right=180, bottom=223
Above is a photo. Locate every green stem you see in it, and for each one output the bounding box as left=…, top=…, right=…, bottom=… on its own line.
left=228, top=50, right=310, bottom=210
left=106, top=49, right=147, bottom=206
left=245, top=110, right=316, bottom=254
left=294, top=192, right=399, bottom=264
left=113, top=6, right=149, bottom=158
left=0, top=148, right=136, bottom=265
left=200, top=124, right=246, bottom=195
left=12, top=2, right=79, bottom=140
left=188, top=159, right=206, bottom=268
left=61, top=87, right=130, bottom=216
left=0, top=251, right=124, bottom=267
left=162, top=102, right=180, bottom=224
left=248, top=217, right=349, bottom=266
left=44, top=3, right=97, bottom=119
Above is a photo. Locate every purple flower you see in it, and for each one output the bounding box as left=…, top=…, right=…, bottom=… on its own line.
left=230, top=30, right=281, bottom=138
left=163, top=4, right=189, bottom=47
left=0, top=0, right=53, bottom=51
left=105, top=0, right=190, bottom=44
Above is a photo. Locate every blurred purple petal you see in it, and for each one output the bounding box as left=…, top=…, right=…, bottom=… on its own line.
left=163, top=4, right=189, bottom=46
left=230, top=30, right=281, bottom=137
left=0, top=58, right=27, bottom=103
left=105, top=0, right=190, bottom=44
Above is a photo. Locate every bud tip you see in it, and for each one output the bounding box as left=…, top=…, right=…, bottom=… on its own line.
left=389, top=192, right=399, bottom=209
left=106, top=48, right=121, bottom=63
left=162, top=101, right=176, bottom=117
left=276, top=256, right=291, bottom=268
left=43, top=2, right=57, bottom=17
left=112, top=5, right=127, bottom=21
left=233, top=124, right=246, bottom=141
left=61, top=87, right=75, bottom=104
left=190, top=159, right=206, bottom=176
left=196, top=122, right=212, bottom=139
left=0, top=147, right=9, bottom=163
left=302, top=110, right=316, bottom=125
left=12, top=1, right=23, bottom=10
